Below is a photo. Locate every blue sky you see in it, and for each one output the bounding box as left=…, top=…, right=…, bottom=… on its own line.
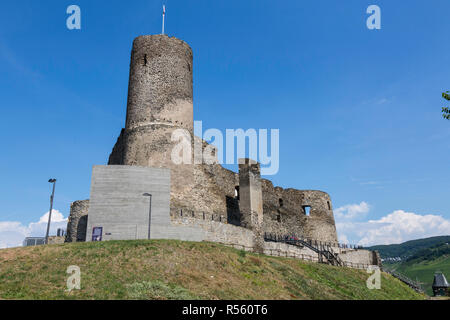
left=0, top=0, right=449, bottom=247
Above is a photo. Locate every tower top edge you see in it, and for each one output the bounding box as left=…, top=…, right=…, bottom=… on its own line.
left=132, top=34, right=192, bottom=52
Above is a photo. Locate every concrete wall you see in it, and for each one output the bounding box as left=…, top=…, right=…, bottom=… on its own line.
left=85, top=165, right=207, bottom=242
left=86, top=165, right=171, bottom=241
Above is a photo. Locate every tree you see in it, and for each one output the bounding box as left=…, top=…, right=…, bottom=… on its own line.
left=443, top=91, right=450, bottom=120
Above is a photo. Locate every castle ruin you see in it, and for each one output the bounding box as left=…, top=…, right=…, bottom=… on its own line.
left=65, top=35, right=381, bottom=268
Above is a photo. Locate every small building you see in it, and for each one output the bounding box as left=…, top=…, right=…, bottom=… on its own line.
left=432, top=272, right=449, bottom=296
left=23, top=237, right=45, bottom=247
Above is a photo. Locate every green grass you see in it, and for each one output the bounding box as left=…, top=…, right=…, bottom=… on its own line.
left=0, top=240, right=425, bottom=300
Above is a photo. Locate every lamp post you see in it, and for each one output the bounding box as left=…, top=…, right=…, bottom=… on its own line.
left=143, top=193, right=152, bottom=240
left=45, top=179, right=57, bottom=245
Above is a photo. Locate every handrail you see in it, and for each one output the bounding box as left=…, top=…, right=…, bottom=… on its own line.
left=382, top=267, right=424, bottom=293
left=263, top=233, right=363, bottom=250
left=264, top=233, right=343, bottom=266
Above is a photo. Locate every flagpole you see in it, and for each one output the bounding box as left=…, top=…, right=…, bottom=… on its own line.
left=162, top=5, right=166, bottom=35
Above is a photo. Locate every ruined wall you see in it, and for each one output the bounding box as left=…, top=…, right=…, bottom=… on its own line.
left=172, top=216, right=254, bottom=248
left=261, top=180, right=338, bottom=243
left=263, top=241, right=319, bottom=261
left=170, top=215, right=375, bottom=267
left=104, top=34, right=338, bottom=245
left=48, top=236, right=65, bottom=245
left=338, top=249, right=381, bottom=267
left=239, top=159, right=263, bottom=229
left=65, top=200, right=89, bottom=243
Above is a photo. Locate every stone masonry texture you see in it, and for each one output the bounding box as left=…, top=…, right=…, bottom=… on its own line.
left=66, top=34, right=379, bottom=267
left=65, top=200, right=89, bottom=243
left=97, top=34, right=339, bottom=243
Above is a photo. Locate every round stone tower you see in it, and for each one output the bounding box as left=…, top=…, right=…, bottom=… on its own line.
left=109, top=35, right=195, bottom=208
left=125, top=35, right=193, bottom=132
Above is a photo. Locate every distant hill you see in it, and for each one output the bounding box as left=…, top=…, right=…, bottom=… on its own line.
left=367, top=236, right=450, bottom=260
left=0, top=240, right=424, bottom=300
left=368, top=236, right=450, bottom=296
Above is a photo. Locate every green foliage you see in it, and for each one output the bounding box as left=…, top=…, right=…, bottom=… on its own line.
left=443, top=91, right=450, bottom=120
left=405, top=243, right=450, bottom=264
left=377, top=238, right=450, bottom=296
left=385, top=255, right=450, bottom=296
left=367, top=236, right=450, bottom=259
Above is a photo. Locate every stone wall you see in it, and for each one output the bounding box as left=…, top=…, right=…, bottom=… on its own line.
left=125, top=35, right=193, bottom=132
left=338, top=249, right=381, bottom=267
left=261, top=180, right=338, bottom=243
left=172, top=216, right=254, bottom=248
left=48, top=236, right=65, bottom=245
left=69, top=34, right=344, bottom=260
left=263, top=241, right=318, bottom=260
left=65, top=200, right=89, bottom=243
left=104, top=34, right=340, bottom=245
left=171, top=215, right=376, bottom=268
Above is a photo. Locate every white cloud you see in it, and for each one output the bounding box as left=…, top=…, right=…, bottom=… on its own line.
left=338, top=234, right=349, bottom=244
left=336, top=209, right=450, bottom=246
left=334, top=201, right=370, bottom=220
left=0, top=210, right=67, bottom=249
left=376, top=98, right=389, bottom=105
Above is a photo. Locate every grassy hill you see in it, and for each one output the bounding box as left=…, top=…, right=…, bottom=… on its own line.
left=367, top=236, right=450, bottom=260
left=383, top=242, right=450, bottom=296
left=367, top=236, right=450, bottom=296
left=0, top=240, right=425, bottom=300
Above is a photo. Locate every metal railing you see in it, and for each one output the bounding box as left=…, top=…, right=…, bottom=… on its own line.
left=382, top=267, right=424, bottom=293
left=264, top=233, right=346, bottom=266
left=264, top=233, right=363, bottom=250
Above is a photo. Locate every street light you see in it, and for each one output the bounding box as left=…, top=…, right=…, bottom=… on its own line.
left=45, top=179, right=57, bottom=245
left=143, top=193, right=152, bottom=240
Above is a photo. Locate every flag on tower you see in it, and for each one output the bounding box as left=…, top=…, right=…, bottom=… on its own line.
left=162, top=5, right=166, bottom=35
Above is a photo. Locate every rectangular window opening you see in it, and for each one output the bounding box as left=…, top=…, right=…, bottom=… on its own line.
left=303, top=206, right=311, bottom=216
